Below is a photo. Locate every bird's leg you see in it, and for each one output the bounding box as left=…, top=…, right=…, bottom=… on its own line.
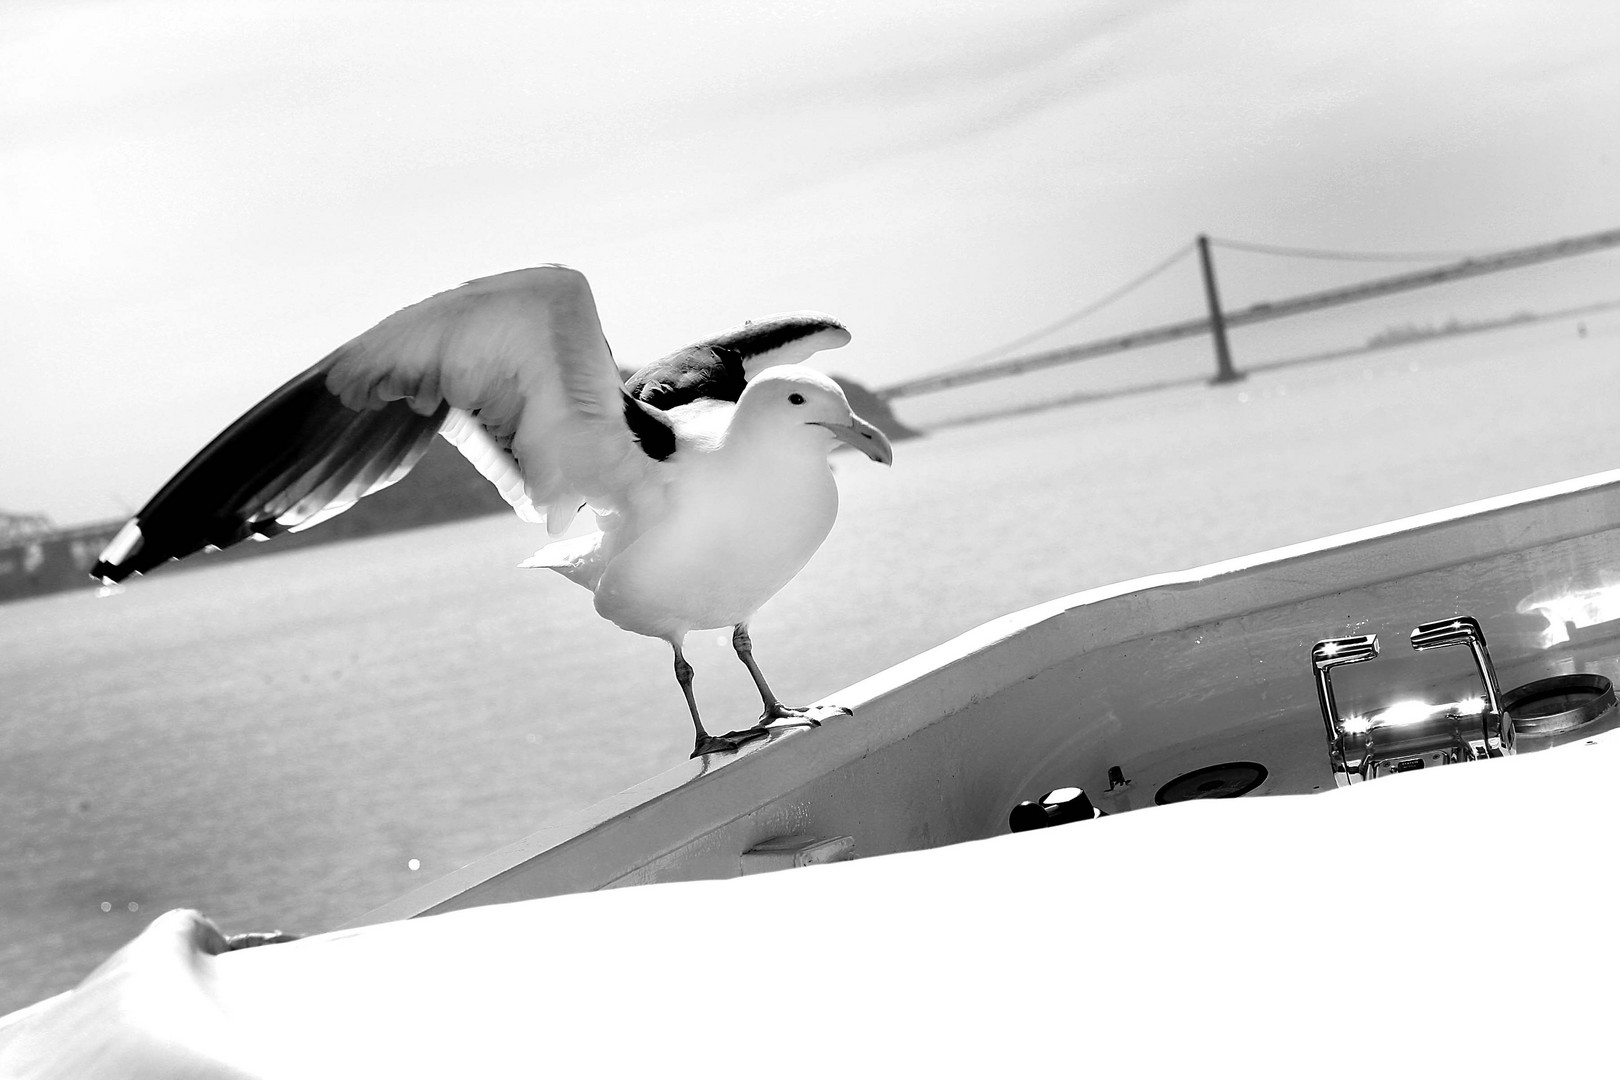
left=675, top=642, right=766, bottom=758
left=731, top=623, right=848, bottom=728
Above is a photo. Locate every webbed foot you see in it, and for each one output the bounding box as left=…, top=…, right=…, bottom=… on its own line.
left=757, top=702, right=853, bottom=729
left=690, top=727, right=772, bottom=758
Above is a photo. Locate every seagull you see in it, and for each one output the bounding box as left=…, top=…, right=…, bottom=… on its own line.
left=91, top=266, right=893, bottom=757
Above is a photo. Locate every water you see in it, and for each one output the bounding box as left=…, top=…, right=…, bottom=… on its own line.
left=3, top=314, right=1617, bottom=1012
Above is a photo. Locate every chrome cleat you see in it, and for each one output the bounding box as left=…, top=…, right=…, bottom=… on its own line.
left=1312, top=616, right=1513, bottom=787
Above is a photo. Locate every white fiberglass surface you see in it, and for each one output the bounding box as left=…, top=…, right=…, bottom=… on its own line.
left=6, top=329, right=1620, bottom=1010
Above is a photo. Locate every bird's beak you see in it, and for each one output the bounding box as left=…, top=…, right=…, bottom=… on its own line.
left=813, top=415, right=894, bottom=465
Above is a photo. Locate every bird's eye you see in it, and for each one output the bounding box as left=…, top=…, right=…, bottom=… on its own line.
left=788, top=393, right=805, bottom=406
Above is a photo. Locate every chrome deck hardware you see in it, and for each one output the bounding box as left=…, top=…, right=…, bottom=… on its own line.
left=1503, top=672, right=1618, bottom=738
left=1312, top=616, right=1513, bottom=787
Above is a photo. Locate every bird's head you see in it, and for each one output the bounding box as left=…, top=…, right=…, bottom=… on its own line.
left=733, top=367, right=894, bottom=465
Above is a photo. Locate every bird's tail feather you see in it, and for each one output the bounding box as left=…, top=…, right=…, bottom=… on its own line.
left=520, top=532, right=605, bottom=590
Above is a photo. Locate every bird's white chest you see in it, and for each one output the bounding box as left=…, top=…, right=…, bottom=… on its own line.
left=593, top=453, right=838, bottom=637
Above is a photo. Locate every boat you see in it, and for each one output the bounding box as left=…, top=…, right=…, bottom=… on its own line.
left=4, top=465, right=1619, bottom=1076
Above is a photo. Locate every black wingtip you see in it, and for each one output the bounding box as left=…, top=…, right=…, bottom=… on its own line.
left=87, top=520, right=145, bottom=585
left=705, top=313, right=849, bottom=362
left=624, top=312, right=853, bottom=411
left=95, top=364, right=447, bottom=581
left=89, top=564, right=135, bottom=586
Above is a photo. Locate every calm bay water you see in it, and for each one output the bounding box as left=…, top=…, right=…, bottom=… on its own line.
left=3, top=315, right=1617, bottom=1011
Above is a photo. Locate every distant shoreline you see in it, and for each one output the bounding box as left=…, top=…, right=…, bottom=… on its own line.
left=6, top=294, right=1614, bottom=604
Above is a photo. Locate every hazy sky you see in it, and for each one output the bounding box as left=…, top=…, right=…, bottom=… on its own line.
left=3, top=0, right=1617, bottom=523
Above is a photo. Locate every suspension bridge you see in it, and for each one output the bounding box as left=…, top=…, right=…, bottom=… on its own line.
left=878, top=225, right=1620, bottom=400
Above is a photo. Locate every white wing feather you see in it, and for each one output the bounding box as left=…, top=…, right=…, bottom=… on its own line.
left=323, top=265, right=648, bottom=535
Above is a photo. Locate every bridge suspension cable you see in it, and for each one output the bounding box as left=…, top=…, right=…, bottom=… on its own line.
left=940, top=241, right=1196, bottom=372
left=1208, top=236, right=1502, bottom=263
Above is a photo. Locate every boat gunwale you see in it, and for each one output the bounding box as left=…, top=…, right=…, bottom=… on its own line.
left=353, top=465, right=1620, bottom=925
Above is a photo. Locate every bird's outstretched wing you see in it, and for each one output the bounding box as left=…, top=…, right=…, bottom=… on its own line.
left=623, top=312, right=851, bottom=411
left=93, top=266, right=658, bottom=583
